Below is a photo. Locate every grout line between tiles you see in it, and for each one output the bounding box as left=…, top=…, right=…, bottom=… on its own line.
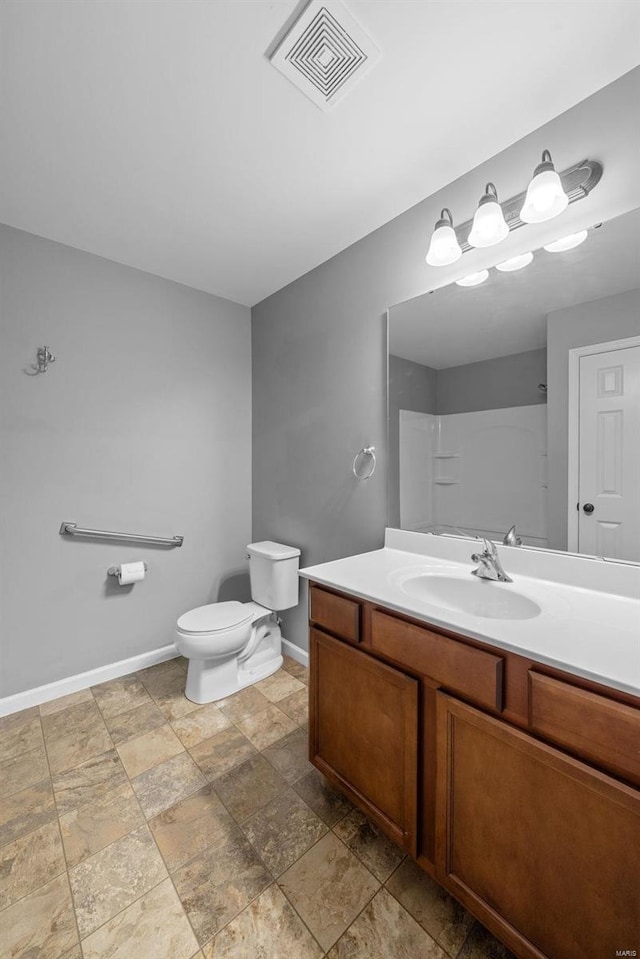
left=0, top=815, right=71, bottom=916
left=139, top=776, right=285, bottom=952
left=57, top=780, right=146, bottom=864
left=78, top=874, right=171, bottom=949
left=151, top=797, right=236, bottom=878
left=42, top=696, right=116, bottom=783
left=103, top=663, right=270, bottom=951
left=273, top=850, right=333, bottom=956
left=317, top=859, right=387, bottom=958
left=381, top=855, right=406, bottom=890
left=140, top=667, right=331, bottom=954
left=0, top=742, right=49, bottom=801
left=42, top=675, right=191, bottom=952
left=37, top=708, right=85, bottom=955
left=198, top=881, right=287, bottom=954
left=454, top=921, right=478, bottom=959
left=80, top=721, right=201, bottom=952
left=274, top=828, right=381, bottom=956
left=380, top=860, right=474, bottom=959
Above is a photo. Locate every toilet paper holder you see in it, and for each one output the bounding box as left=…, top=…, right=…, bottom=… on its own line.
left=107, top=563, right=148, bottom=577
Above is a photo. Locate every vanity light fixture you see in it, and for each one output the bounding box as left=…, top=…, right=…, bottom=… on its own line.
left=424, top=157, right=601, bottom=267
left=520, top=150, right=569, bottom=223
left=495, top=251, right=534, bottom=272
left=467, top=183, right=509, bottom=249
left=455, top=270, right=489, bottom=287
left=543, top=230, right=588, bottom=253
left=425, top=208, right=463, bottom=266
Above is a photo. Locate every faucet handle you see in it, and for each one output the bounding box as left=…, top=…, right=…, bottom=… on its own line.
left=471, top=539, right=495, bottom=563
left=503, top=525, right=523, bottom=547
left=471, top=537, right=490, bottom=562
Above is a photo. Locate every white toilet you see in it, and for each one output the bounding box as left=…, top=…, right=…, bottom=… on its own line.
left=175, top=541, right=300, bottom=704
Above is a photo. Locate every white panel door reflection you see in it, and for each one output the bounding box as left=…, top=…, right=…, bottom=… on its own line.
left=578, top=345, right=640, bottom=560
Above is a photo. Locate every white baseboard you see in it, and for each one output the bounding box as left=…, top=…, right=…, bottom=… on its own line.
left=1, top=636, right=308, bottom=718
left=0, top=644, right=179, bottom=718
left=281, top=637, right=309, bottom=669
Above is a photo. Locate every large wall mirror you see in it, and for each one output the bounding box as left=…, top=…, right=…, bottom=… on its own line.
left=388, top=207, right=640, bottom=561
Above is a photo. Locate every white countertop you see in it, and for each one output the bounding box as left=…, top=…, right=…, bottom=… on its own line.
left=299, top=530, right=640, bottom=697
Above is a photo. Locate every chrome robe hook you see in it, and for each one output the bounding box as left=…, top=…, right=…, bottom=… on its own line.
left=26, top=346, right=56, bottom=375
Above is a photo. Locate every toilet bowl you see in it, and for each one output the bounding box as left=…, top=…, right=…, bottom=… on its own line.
left=176, top=541, right=300, bottom=703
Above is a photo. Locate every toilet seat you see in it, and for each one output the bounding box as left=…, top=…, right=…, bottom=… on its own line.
left=177, top=601, right=253, bottom=635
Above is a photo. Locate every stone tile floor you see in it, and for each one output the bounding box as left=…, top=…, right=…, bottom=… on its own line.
left=0, top=655, right=516, bottom=958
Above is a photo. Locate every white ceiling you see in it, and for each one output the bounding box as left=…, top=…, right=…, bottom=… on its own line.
left=389, top=208, right=640, bottom=369
left=1, top=1, right=639, bottom=307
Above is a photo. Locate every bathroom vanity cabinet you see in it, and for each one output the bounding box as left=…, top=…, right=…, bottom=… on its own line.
left=308, top=582, right=640, bottom=959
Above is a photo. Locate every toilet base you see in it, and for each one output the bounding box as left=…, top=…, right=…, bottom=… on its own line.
left=184, top=615, right=283, bottom=704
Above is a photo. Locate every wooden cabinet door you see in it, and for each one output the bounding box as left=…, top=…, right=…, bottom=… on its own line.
left=310, top=627, right=418, bottom=854
left=436, top=693, right=640, bottom=959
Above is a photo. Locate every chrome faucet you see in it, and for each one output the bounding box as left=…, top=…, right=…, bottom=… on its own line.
left=503, top=524, right=523, bottom=547
left=471, top=539, right=512, bottom=583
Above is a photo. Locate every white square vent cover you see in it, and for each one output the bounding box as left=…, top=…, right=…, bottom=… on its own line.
left=270, top=0, right=380, bottom=111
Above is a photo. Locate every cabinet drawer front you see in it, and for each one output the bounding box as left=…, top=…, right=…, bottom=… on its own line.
left=371, top=610, right=503, bottom=711
left=529, top=671, right=640, bottom=786
left=310, top=585, right=360, bottom=643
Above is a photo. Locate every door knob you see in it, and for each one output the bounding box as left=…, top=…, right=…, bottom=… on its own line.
left=582, top=503, right=595, bottom=514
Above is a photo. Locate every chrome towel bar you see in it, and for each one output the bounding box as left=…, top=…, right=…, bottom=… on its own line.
left=59, top=522, right=184, bottom=548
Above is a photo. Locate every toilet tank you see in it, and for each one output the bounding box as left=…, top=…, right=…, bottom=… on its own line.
left=247, top=541, right=300, bottom=611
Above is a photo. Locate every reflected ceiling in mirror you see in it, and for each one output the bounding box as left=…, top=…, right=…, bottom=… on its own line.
left=387, top=208, right=640, bottom=561
left=391, top=211, right=640, bottom=370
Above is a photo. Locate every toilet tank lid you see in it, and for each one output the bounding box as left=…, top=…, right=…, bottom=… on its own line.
left=177, top=601, right=253, bottom=634
left=247, top=541, right=300, bottom=560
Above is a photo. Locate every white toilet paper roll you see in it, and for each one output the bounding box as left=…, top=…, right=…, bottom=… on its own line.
left=118, top=561, right=146, bottom=585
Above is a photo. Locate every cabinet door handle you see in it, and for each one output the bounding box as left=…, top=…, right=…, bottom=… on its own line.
left=582, top=503, right=595, bottom=514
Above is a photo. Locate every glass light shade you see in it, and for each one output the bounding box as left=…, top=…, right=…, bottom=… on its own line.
left=456, top=270, right=489, bottom=287
left=468, top=198, right=509, bottom=248
left=495, top=251, right=534, bottom=272
left=426, top=209, right=462, bottom=266
left=520, top=168, right=569, bottom=223
left=426, top=222, right=462, bottom=266
left=543, top=230, right=588, bottom=253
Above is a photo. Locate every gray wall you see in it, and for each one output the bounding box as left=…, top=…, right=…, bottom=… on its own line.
left=388, top=355, right=438, bottom=528
left=0, top=225, right=252, bottom=697
left=546, top=288, right=640, bottom=550
left=437, top=348, right=547, bottom=415
left=252, top=69, right=640, bottom=655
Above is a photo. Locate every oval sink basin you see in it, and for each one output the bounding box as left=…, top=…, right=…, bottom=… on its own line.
left=399, top=574, right=541, bottom=620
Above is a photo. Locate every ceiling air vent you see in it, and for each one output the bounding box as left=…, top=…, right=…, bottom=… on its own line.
left=270, top=0, right=380, bottom=111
